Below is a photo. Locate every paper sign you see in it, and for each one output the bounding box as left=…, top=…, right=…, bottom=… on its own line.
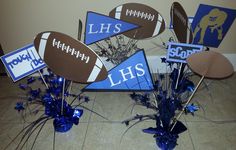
left=192, top=4, right=236, bottom=47
left=0, top=44, right=46, bottom=82
left=167, top=42, right=203, bottom=63
left=84, top=11, right=139, bottom=45
left=83, top=50, right=154, bottom=91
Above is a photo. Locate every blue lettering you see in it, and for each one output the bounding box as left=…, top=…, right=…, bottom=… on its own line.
left=6, top=50, right=43, bottom=70
left=7, top=52, right=32, bottom=69
left=186, top=50, right=193, bottom=56
left=30, top=59, right=43, bottom=69
left=177, top=51, right=187, bottom=59
left=12, top=59, right=19, bottom=65
left=169, top=46, right=202, bottom=60
left=169, top=47, right=178, bottom=57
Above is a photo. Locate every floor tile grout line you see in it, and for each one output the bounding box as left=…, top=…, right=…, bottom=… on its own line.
left=81, top=94, right=97, bottom=150
left=184, top=117, right=196, bottom=150
left=4, top=119, right=236, bottom=124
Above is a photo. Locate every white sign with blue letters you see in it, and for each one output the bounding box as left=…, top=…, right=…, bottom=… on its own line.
left=0, top=44, right=46, bottom=82
left=167, top=42, right=203, bottom=63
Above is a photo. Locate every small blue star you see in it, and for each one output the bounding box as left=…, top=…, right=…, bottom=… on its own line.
left=15, top=102, right=25, bottom=111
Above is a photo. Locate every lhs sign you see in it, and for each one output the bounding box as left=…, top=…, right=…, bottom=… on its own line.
left=83, top=50, right=154, bottom=91
left=0, top=44, right=46, bottom=82
left=167, top=42, right=203, bottom=63
left=84, top=11, right=139, bottom=45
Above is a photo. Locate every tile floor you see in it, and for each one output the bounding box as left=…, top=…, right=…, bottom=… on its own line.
left=0, top=73, right=236, bottom=150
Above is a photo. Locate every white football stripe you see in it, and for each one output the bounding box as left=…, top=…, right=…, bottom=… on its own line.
left=87, top=67, right=101, bottom=82
left=42, top=32, right=51, bottom=39
left=38, top=32, right=51, bottom=59
left=153, top=14, right=162, bottom=36
left=116, top=5, right=123, bottom=12
left=115, top=6, right=123, bottom=19
left=87, top=58, right=103, bottom=82
left=95, top=58, right=103, bottom=68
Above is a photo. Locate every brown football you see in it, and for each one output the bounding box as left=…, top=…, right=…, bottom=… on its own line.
left=187, top=51, right=233, bottom=79
left=109, top=3, right=165, bottom=39
left=34, top=31, right=108, bottom=83
left=171, top=2, right=193, bottom=43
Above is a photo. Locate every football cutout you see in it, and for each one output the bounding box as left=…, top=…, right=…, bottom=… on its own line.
left=187, top=51, right=233, bottom=79
left=109, top=3, right=166, bottom=39
left=34, top=31, right=108, bottom=83
left=171, top=2, right=193, bottom=43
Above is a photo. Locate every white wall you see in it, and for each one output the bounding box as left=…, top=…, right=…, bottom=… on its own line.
left=0, top=0, right=236, bottom=71
left=1, top=0, right=236, bottom=52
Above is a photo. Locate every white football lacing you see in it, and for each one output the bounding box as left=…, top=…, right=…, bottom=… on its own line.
left=125, top=9, right=155, bottom=21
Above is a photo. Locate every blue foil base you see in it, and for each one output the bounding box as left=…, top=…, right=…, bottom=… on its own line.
left=53, top=116, right=73, bottom=132
left=17, top=69, right=84, bottom=133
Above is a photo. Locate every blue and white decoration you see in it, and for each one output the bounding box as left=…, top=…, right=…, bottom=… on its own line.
left=7, top=69, right=87, bottom=150
left=84, top=11, right=139, bottom=45
left=192, top=4, right=236, bottom=47
left=0, top=44, right=46, bottom=82
left=83, top=50, right=154, bottom=91
left=3, top=2, right=234, bottom=150
left=167, top=42, right=203, bottom=63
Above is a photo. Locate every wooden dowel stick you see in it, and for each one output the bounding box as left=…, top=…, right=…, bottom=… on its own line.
left=171, top=75, right=205, bottom=131
left=68, top=81, right=73, bottom=95
left=175, top=63, right=183, bottom=90
left=38, top=71, right=49, bottom=89
left=61, top=78, right=66, bottom=115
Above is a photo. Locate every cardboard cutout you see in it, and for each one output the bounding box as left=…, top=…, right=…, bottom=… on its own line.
left=167, top=42, right=203, bottom=63
left=84, top=11, right=139, bottom=45
left=109, top=3, right=165, bottom=39
left=83, top=50, right=154, bottom=91
left=0, top=44, right=46, bottom=82
left=34, top=31, right=108, bottom=83
left=171, top=2, right=193, bottom=43
left=187, top=51, right=233, bottom=78
left=192, top=4, right=236, bottom=47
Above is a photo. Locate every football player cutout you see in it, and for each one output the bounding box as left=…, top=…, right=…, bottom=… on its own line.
left=193, top=8, right=227, bottom=44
